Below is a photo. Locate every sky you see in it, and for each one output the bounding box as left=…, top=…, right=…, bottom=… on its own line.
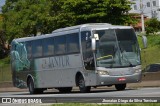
left=0, top=0, right=5, bottom=6
left=0, top=0, right=6, bottom=12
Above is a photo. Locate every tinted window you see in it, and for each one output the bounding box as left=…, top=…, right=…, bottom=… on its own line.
left=146, top=64, right=160, bottom=72
left=116, top=29, right=136, bottom=41
left=54, top=36, right=66, bottom=55
left=32, top=40, right=42, bottom=57
left=115, top=29, right=137, bottom=52
left=147, top=2, right=150, bottom=7
left=66, top=33, right=79, bottom=53
left=134, top=5, right=137, bottom=10
left=153, top=1, right=156, bottom=6
left=26, top=41, right=32, bottom=58
left=43, top=37, right=54, bottom=56
left=81, top=31, right=95, bottom=70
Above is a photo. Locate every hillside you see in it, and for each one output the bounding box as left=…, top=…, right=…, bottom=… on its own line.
left=138, top=35, right=160, bottom=68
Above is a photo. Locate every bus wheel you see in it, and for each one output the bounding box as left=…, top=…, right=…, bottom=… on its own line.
left=28, top=79, right=43, bottom=94
left=58, top=87, right=72, bottom=93
left=28, top=79, right=36, bottom=94
left=78, top=75, right=91, bottom=93
left=115, top=84, right=126, bottom=91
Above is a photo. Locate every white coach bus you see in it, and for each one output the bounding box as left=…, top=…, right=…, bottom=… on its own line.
left=10, top=23, right=145, bottom=94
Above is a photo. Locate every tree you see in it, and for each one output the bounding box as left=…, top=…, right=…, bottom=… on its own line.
left=145, top=18, right=160, bottom=34
left=0, top=14, right=9, bottom=59
left=2, top=0, right=56, bottom=42
left=2, top=0, right=136, bottom=43
left=62, top=0, right=134, bottom=25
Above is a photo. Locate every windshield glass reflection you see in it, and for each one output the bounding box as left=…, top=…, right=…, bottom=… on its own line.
left=94, top=29, right=140, bottom=68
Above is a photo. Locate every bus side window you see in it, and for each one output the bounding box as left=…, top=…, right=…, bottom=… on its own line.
left=43, top=37, right=54, bottom=56
left=32, top=40, right=43, bottom=57
left=26, top=42, right=32, bottom=58
left=66, top=33, right=80, bottom=54
left=54, top=35, right=66, bottom=55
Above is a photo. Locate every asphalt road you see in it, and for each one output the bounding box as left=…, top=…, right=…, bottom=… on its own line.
left=0, top=87, right=160, bottom=97
left=0, top=87, right=160, bottom=103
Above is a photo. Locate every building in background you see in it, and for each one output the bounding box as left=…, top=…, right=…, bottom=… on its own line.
left=130, top=13, right=148, bottom=32
left=130, top=0, right=160, bottom=20
left=129, top=0, right=160, bottom=32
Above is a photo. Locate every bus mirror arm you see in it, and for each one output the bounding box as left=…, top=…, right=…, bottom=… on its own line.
left=91, top=38, right=96, bottom=51
left=142, top=35, right=147, bottom=49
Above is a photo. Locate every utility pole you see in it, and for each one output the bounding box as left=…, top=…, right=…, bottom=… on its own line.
left=150, top=0, right=153, bottom=18
left=140, top=0, right=145, bottom=33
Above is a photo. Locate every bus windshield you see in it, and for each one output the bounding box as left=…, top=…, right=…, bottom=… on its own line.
left=94, top=29, right=141, bottom=68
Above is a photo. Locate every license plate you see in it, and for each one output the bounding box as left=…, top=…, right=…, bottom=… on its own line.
left=118, top=77, right=126, bottom=81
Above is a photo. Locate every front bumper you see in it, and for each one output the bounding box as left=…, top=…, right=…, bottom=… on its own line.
left=97, top=73, right=142, bottom=86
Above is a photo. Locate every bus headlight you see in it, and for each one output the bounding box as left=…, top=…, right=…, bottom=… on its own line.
left=135, top=69, right=141, bottom=73
left=98, top=70, right=109, bottom=75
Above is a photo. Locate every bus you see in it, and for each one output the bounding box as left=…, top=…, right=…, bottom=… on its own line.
left=10, top=23, right=145, bottom=94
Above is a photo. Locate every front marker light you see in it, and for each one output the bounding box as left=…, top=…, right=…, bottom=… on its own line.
left=98, top=70, right=109, bottom=75
left=135, top=69, right=142, bottom=73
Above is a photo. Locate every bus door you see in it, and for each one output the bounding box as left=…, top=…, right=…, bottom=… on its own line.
left=81, top=31, right=98, bottom=85
left=81, top=31, right=95, bottom=70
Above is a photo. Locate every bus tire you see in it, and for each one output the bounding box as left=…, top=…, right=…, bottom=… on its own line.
left=115, top=84, right=126, bottom=91
left=58, top=87, right=72, bottom=93
left=36, top=89, right=44, bottom=94
left=28, top=78, right=43, bottom=94
left=78, top=75, right=91, bottom=93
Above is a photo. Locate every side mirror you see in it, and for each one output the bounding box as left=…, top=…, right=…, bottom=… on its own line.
left=142, top=35, right=147, bottom=48
left=91, top=33, right=99, bottom=51
left=91, top=38, right=96, bottom=51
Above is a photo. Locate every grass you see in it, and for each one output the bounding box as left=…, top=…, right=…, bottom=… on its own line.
left=51, top=103, right=160, bottom=106
left=0, top=56, right=10, bottom=66
left=0, top=56, right=11, bottom=82
left=0, top=66, right=11, bottom=82
left=137, top=34, right=160, bottom=48
left=146, top=35, right=160, bottom=47
left=137, top=35, right=160, bottom=69
left=141, top=46, right=160, bottom=69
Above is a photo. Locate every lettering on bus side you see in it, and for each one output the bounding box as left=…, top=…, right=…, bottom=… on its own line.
left=42, top=56, right=70, bottom=69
